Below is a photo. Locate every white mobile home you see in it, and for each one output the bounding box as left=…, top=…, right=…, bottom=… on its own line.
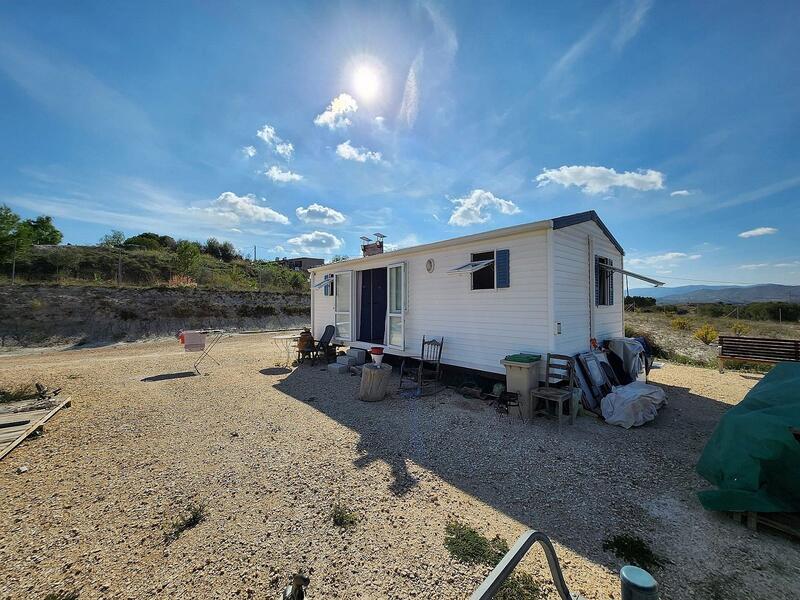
left=309, top=211, right=657, bottom=376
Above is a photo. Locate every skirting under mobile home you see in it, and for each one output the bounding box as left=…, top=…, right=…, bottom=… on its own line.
left=309, top=211, right=641, bottom=376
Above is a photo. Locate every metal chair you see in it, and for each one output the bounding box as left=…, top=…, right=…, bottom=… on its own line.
left=531, top=353, right=576, bottom=433
left=398, top=336, right=444, bottom=396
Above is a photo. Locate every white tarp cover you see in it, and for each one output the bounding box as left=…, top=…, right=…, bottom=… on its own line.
left=606, top=337, right=646, bottom=382
left=601, top=381, right=667, bottom=429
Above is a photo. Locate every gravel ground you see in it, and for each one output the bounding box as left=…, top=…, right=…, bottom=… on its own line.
left=1, top=334, right=798, bottom=600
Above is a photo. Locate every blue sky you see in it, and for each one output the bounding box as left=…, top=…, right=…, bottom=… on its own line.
left=1, top=1, right=799, bottom=286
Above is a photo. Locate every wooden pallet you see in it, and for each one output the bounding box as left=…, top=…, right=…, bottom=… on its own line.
left=731, top=511, right=800, bottom=541
left=0, top=397, right=71, bottom=460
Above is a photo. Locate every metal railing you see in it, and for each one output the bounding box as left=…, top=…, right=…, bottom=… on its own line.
left=470, top=530, right=658, bottom=600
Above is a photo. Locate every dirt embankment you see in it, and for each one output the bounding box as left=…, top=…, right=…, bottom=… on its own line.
left=0, top=285, right=310, bottom=347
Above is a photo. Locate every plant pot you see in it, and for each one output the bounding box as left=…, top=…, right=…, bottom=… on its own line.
left=372, top=354, right=384, bottom=366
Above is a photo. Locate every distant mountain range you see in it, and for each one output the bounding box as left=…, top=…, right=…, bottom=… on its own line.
left=628, top=284, right=800, bottom=304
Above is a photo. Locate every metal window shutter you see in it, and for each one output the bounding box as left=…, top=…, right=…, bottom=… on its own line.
left=496, top=249, right=510, bottom=288
left=608, top=259, right=614, bottom=305
left=594, top=257, right=600, bottom=306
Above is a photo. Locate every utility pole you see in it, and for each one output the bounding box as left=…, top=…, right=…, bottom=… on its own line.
left=117, top=246, right=123, bottom=286
left=253, top=245, right=257, bottom=263
left=11, top=240, right=17, bottom=286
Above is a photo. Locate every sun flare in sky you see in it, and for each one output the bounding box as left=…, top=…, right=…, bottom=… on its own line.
left=352, top=61, right=381, bottom=102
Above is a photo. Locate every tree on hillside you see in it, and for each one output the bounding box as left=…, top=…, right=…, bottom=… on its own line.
left=204, top=237, right=240, bottom=262
left=21, top=215, right=63, bottom=245
left=99, top=230, right=126, bottom=247
left=1, top=205, right=63, bottom=265
left=174, top=240, right=201, bottom=275
left=123, top=233, right=162, bottom=251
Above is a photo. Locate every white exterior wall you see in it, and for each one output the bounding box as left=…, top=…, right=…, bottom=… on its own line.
left=552, top=221, right=624, bottom=355
left=311, top=230, right=550, bottom=374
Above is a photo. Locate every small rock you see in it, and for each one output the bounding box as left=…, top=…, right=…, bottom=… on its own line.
left=16, top=466, right=29, bottom=474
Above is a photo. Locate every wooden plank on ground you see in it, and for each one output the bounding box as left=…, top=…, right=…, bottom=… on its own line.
left=0, top=397, right=71, bottom=461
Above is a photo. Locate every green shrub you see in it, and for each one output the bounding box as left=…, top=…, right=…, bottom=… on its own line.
left=693, top=323, right=718, bottom=345
left=164, top=502, right=207, bottom=543
left=731, top=321, right=750, bottom=336
left=670, top=317, right=691, bottom=331
left=331, top=503, right=358, bottom=528
left=444, top=521, right=508, bottom=565
left=494, top=572, right=543, bottom=600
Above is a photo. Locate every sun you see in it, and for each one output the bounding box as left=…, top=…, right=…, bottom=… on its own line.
left=353, top=64, right=380, bottom=102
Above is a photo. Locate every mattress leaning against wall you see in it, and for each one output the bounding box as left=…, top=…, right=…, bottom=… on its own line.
left=696, top=362, right=800, bottom=513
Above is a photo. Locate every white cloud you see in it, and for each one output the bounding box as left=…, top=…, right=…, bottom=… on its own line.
left=448, top=189, right=520, bottom=226
left=739, top=263, right=770, bottom=270
left=295, top=203, right=346, bottom=225
left=205, top=192, right=289, bottom=225
left=373, top=116, right=387, bottom=132
left=536, top=165, right=665, bottom=194
left=256, top=124, right=294, bottom=160
left=241, top=145, right=256, bottom=158
left=313, top=93, right=358, bottom=130
left=614, top=0, right=654, bottom=50
left=265, top=165, right=302, bottom=183
left=275, top=142, right=293, bottom=160
left=336, top=140, right=382, bottom=163
left=738, top=227, right=777, bottom=238
left=287, top=230, right=343, bottom=253
left=670, top=189, right=691, bottom=197
left=628, top=252, right=701, bottom=267
left=774, top=261, right=800, bottom=268
left=398, top=51, right=423, bottom=128
left=384, top=234, right=420, bottom=252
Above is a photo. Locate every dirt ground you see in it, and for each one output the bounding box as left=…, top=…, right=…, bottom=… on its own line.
left=1, top=334, right=798, bottom=600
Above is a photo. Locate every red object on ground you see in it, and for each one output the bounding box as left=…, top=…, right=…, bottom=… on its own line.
left=370, top=347, right=384, bottom=355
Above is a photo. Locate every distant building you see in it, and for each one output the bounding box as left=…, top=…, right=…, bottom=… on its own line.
left=275, top=257, right=325, bottom=272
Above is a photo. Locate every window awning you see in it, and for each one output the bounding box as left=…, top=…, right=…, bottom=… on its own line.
left=447, top=259, right=494, bottom=274
left=312, top=277, right=333, bottom=289
left=598, top=263, right=664, bottom=287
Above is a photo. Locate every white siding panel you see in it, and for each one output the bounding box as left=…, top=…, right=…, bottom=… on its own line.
left=552, top=221, right=624, bottom=355
left=311, top=230, right=551, bottom=373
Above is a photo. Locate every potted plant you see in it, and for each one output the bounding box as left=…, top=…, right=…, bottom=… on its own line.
left=370, top=346, right=384, bottom=366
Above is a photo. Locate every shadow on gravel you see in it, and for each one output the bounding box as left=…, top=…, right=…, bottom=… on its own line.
left=274, top=363, right=741, bottom=585
left=259, top=367, right=292, bottom=376
left=141, top=371, right=197, bottom=382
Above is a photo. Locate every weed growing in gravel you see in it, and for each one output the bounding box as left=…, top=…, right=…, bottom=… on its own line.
left=44, top=590, right=81, bottom=600
left=0, top=383, right=35, bottom=403
left=444, top=522, right=542, bottom=599
left=669, top=317, right=691, bottom=331
left=693, top=323, right=718, bottom=345
left=602, top=534, right=664, bottom=571
left=444, top=521, right=508, bottom=565
left=331, top=503, right=358, bottom=528
left=164, top=502, right=207, bottom=543
left=494, top=572, right=543, bottom=599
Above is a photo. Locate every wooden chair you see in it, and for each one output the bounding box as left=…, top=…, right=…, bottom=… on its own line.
left=398, top=336, right=444, bottom=395
left=531, top=353, right=576, bottom=433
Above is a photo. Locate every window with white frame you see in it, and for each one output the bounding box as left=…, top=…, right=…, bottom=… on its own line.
left=448, top=249, right=510, bottom=291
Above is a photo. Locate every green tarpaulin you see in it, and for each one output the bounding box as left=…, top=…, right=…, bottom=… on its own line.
left=697, top=362, right=800, bottom=512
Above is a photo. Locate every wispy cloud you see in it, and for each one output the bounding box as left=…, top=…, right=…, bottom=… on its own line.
left=256, top=124, right=294, bottom=160
left=670, top=189, right=691, bottom=197
left=536, top=165, right=664, bottom=194
left=614, top=0, right=654, bottom=50
left=287, top=230, right=343, bottom=253
left=313, top=93, right=358, bottom=130
left=336, top=140, right=382, bottom=163
left=739, top=263, right=770, bottom=270
left=738, top=227, right=777, bottom=238
left=398, top=51, right=423, bottom=129
left=264, top=165, right=302, bottom=183
left=448, top=189, right=520, bottom=226
left=241, top=145, right=256, bottom=158
left=295, top=203, right=346, bottom=225
left=384, top=234, right=421, bottom=252
left=628, top=252, right=701, bottom=267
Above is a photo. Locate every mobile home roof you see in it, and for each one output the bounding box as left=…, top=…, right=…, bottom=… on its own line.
left=308, top=210, right=624, bottom=272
